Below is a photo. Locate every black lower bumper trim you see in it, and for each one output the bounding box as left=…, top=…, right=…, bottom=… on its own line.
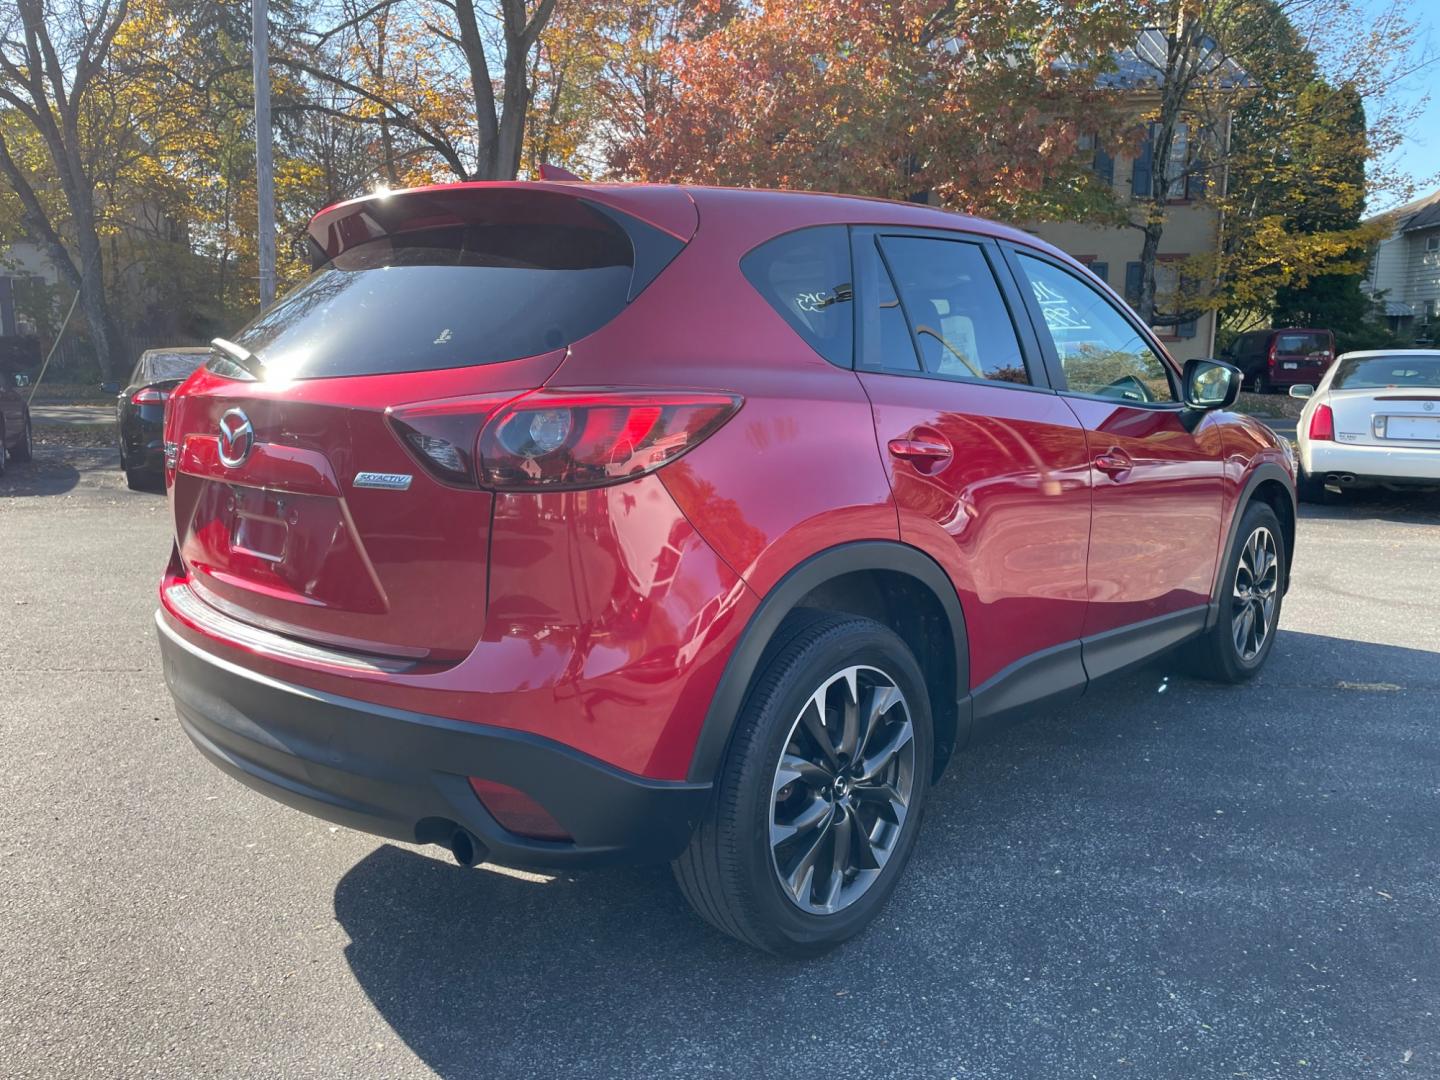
left=158, top=614, right=710, bottom=867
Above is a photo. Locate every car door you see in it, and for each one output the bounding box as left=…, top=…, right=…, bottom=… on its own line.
left=853, top=228, right=1093, bottom=704
left=1002, top=246, right=1224, bottom=665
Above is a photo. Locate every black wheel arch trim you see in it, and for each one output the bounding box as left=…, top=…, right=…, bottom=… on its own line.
left=1206, top=461, right=1295, bottom=629
left=686, top=540, right=970, bottom=783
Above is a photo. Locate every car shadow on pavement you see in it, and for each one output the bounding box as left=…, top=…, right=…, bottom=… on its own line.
left=1299, top=487, right=1440, bottom=525
left=332, top=630, right=1440, bottom=1080
left=1, top=455, right=82, bottom=496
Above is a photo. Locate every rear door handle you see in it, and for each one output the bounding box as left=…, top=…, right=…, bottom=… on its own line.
left=1094, top=448, right=1134, bottom=478
left=888, top=436, right=953, bottom=472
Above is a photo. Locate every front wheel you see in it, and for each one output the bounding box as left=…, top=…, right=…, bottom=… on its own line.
left=1184, top=501, right=1286, bottom=683
left=673, top=612, right=934, bottom=956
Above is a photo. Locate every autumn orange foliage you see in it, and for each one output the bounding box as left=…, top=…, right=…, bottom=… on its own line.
left=612, top=0, right=1136, bottom=218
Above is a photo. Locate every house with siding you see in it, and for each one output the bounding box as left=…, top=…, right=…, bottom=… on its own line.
left=1364, top=189, right=1440, bottom=340
left=1020, top=30, right=1245, bottom=363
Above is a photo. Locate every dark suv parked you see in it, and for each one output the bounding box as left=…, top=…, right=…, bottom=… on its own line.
left=1226, top=328, right=1335, bottom=393
left=157, top=182, right=1297, bottom=955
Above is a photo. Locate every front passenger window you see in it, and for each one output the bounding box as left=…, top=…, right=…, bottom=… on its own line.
left=1014, top=253, right=1177, bottom=403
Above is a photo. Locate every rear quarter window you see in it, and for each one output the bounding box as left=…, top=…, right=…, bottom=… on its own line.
left=741, top=226, right=854, bottom=368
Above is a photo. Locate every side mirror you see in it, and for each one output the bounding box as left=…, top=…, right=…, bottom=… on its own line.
left=1288, top=384, right=1314, bottom=399
left=13, top=373, right=30, bottom=388
left=1183, top=357, right=1241, bottom=411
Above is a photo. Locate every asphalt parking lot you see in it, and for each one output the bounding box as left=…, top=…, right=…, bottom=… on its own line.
left=2, top=446, right=1438, bottom=1080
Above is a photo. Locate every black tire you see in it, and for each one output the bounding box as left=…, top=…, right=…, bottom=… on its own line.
left=1248, top=369, right=1270, bottom=394
left=125, top=467, right=157, bottom=491
left=673, top=611, right=934, bottom=956
left=1184, top=501, right=1286, bottom=683
left=10, top=414, right=32, bottom=463
left=1295, top=467, right=1331, bottom=504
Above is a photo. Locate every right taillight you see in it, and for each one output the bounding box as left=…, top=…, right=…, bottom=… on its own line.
left=1309, top=403, right=1335, bottom=441
left=477, top=389, right=742, bottom=491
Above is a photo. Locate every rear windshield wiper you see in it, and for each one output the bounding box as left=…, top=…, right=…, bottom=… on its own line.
left=209, top=337, right=263, bottom=381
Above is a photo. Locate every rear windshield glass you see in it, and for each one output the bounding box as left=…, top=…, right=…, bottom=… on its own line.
left=214, top=200, right=634, bottom=380
left=1273, top=332, right=1329, bottom=354
left=1332, top=356, right=1440, bottom=390
left=143, top=352, right=205, bottom=382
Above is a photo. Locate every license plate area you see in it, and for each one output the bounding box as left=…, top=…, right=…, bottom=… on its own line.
left=1383, top=415, right=1440, bottom=441
left=231, top=487, right=291, bottom=562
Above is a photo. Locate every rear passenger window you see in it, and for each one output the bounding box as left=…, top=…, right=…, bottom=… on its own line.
left=876, top=236, right=1030, bottom=384
left=741, top=226, right=854, bottom=367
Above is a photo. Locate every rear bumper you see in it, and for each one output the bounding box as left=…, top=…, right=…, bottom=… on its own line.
left=1303, top=440, right=1440, bottom=484
left=158, top=613, right=710, bottom=867
left=1267, top=365, right=1329, bottom=387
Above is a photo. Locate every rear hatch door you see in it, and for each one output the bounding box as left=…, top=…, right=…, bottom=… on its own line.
left=167, top=185, right=693, bottom=664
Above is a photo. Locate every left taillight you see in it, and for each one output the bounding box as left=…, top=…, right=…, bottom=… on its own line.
left=388, top=388, right=742, bottom=491
left=478, top=389, right=742, bottom=491
left=131, top=387, right=170, bottom=405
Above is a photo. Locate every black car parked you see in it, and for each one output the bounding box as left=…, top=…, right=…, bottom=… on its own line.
left=117, top=347, right=207, bottom=489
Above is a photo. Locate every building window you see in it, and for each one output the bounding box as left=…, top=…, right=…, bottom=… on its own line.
left=1426, top=235, right=1439, bottom=253
left=1089, top=261, right=1109, bottom=285
left=1124, top=262, right=1143, bottom=307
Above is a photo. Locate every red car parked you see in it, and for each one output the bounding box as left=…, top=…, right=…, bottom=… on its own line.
left=157, top=182, right=1295, bottom=955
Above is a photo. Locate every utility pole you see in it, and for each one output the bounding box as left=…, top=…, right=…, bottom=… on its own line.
left=252, top=0, right=277, bottom=310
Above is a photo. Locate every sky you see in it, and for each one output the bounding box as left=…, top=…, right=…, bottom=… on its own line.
left=1363, top=0, right=1440, bottom=209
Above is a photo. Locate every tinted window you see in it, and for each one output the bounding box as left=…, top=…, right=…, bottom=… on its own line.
left=1015, top=253, right=1176, bottom=403
left=1332, top=356, right=1440, bottom=390
left=876, top=236, right=1028, bottom=384
left=1274, top=332, right=1329, bottom=355
left=216, top=202, right=635, bottom=381
left=741, top=226, right=853, bottom=367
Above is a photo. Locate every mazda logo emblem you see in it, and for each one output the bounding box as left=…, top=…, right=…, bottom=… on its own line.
left=1426, top=402, right=1435, bottom=412
left=217, top=408, right=254, bottom=468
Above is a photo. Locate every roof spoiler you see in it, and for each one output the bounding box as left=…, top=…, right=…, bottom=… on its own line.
left=306, top=181, right=697, bottom=268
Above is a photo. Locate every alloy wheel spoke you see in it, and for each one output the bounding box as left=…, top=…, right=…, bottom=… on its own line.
left=837, top=668, right=862, bottom=759
left=857, top=721, right=914, bottom=781
left=847, top=805, right=884, bottom=871
left=771, top=793, right=832, bottom=847
left=784, top=813, right=833, bottom=900
left=773, top=752, right=832, bottom=796
left=820, top=807, right=853, bottom=910
left=797, top=695, right=840, bottom=769
left=858, top=683, right=903, bottom=759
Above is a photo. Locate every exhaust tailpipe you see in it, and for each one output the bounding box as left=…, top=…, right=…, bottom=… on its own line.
left=449, top=828, right=485, bottom=868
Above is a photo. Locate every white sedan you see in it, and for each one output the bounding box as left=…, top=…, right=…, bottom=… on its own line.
left=1290, top=349, right=1440, bottom=502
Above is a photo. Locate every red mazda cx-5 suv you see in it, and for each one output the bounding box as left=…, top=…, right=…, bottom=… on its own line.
left=157, top=182, right=1295, bottom=955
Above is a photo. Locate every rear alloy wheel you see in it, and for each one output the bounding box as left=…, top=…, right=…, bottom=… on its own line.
left=674, top=612, right=933, bottom=956
left=769, top=665, right=916, bottom=915
left=1248, top=370, right=1270, bottom=394
left=1184, top=501, right=1286, bottom=683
